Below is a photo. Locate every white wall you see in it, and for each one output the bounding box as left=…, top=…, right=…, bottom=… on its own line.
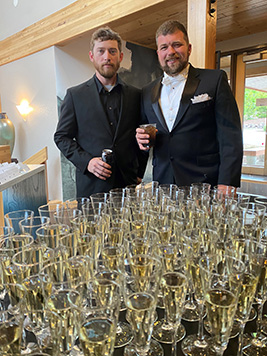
left=0, top=47, right=61, bottom=200
left=55, top=35, right=132, bottom=99
left=0, top=0, right=76, bottom=40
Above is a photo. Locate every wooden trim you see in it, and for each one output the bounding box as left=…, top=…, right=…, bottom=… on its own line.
left=23, top=147, right=48, bottom=165
left=0, top=192, right=4, bottom=227
left=0, top=0, right=166, bottom=66
left=0, top=145, right=11, bottom=163
left=234, top=53, right=245, bottom=124
left=242, top=166, right=264, bottom=175
left=241, top=176, right=267, bottom=184
left=187, top=0, right=217, bottom=69
left=23, top=147, right=49, bottom=202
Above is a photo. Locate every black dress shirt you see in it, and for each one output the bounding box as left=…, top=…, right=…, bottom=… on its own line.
left=94, top=75, right=122, bottom=135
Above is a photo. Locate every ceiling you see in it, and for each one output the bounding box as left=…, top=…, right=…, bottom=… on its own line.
left=1, top=0, right=266, bottom=67
left=108, top=0, right=267, bottom=49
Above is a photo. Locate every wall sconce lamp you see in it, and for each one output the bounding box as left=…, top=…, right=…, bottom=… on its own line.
left=16, top=99, right=33, bottom=120
left=209, top=0, right=216, bottom=17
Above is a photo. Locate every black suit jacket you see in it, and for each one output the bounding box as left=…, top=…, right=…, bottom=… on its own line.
left=141, top=64, right=243, bottom=187
left=54, top=76, right=146, bottom=197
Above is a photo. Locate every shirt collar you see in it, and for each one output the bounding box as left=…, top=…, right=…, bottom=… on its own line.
left=94, top=74, right=123, bottom=93
left=161, top=64, right=189, bottom=86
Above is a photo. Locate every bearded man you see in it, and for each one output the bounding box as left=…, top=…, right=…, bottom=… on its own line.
left=136, top=20, right=243, bottom=194
left=55, top=27, right=146, bottom=197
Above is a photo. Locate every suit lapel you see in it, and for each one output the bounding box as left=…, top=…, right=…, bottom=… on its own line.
left=172, top=65, right=200, bottom=130
left=151, top=77, right=169, bottom=132
left=113, top=84, right=128, bottom=142
left=86, top=79, right=114, bottom=138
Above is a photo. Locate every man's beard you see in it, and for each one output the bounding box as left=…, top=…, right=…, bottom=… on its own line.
left=161, top=54, right=189, bottom=76
left=97, top=62, right=120, bottom=79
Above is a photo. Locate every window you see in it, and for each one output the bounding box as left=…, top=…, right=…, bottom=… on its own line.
left=220, top=48, right=267, bottom=176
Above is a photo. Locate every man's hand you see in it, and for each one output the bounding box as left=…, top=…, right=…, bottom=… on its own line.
left=88, top=157, right=112, bottom=180
left=217, top=184, right=236, bottom=198
left=136, top=128, right=150, bottom=151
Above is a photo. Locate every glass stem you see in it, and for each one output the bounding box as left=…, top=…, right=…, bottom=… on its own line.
left=171, top=324, right=178, bottom=356
left=237, top=322, right=246, bottom=356
left=256, top=301, right=264, bottom=335
left=197, top=301, right=205, bottom=341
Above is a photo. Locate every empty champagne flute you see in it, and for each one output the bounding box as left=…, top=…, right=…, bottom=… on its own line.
left=38, top=202, right=64, bottom=225
left=4, top=209, right=34, bottom=234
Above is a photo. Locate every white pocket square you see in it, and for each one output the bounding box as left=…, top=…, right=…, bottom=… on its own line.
left=191, top=93, right=212, bottom=104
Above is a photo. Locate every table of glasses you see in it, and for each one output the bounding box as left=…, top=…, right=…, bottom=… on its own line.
left=2, top=183, right=267, bottom=356
left=113, top=303, right=267, bottom=356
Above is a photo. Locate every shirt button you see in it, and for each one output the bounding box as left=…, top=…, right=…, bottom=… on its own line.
left=170, top=156, right=174, bottom=161
left=109, top=106, right=112, bottom=110
left=110, top=122, right=113, bottom=126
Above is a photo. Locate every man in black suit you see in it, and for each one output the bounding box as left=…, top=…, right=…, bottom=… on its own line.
left=136, top=20, right=243, bottom=194
left=54, top=27, right=146, bottom=197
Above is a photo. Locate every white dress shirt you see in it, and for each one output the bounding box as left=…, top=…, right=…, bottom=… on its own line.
left=159, top=65, right=189, bottom=132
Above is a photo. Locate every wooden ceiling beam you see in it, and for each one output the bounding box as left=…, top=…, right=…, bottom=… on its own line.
left=0, top=0, right=166, bottom=66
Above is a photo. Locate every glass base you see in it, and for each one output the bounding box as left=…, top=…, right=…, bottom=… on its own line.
left=204, top=318, right=240, bottom=339
left=115, top=321, right=133, bottom=348
left=182, top=299, right=201, bottom=322
left=152, top=319, right=186, bottom=344
left=242, top=332, right=267, bottom=356
left=124, top=339, right=164, bottom=356
left=247, top=307, right=257, bottom=322
left=181, top=334, right=216, bottom=356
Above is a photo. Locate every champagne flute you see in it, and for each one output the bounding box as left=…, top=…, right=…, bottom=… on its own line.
left=38, top=202, right=64, bottom=225
left=242, top=234, right=267, bottom=355
left=65, top=197, right=90, bottom=211
left=19, top=216, right=50, bottom=239
left=99, top=242, right=133, bottom=348
left=181, top=228, right=219, bottom=356
left=12, top=245, right=54, bottom=352
left=69, top=278, right=121, bottom=356
left=41, top=260, right=83, bottom=355
left=199, top=254, right=245, bottom=356
left=228, top=241, right=263, bottom=356
left=163, top=270, right=188, bottom=356
left=35, top=224, right=70, bottom=248
left=123, top=255, right=164, bottom=356
left=153, top=241, right=187, bottom=345
left=0, top=226, right=14, bottom=238
left=4, top=209, right=34, bottom=235
left=0, top=234, right=34, bottom=285
left=124, top=230, right=159, bottom=259
left=0, top=283, right=25, bottom=355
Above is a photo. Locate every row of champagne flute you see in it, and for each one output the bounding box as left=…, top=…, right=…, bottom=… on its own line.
left=1, top=181, right=267, bottom=356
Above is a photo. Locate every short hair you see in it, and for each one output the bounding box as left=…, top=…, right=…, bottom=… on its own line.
left=155, top=20, right=189, bottom=45
left=90, top=27, right=122, bottom=52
